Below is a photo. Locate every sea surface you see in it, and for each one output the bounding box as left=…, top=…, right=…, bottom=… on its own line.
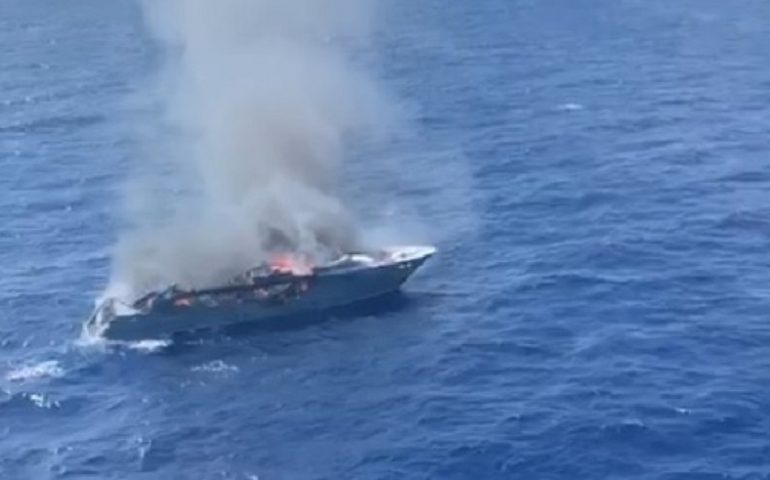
left=3, top=1, right=770, bottom=479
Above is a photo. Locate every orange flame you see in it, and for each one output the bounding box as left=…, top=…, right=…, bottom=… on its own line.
left=269, top=253, right=313, bottom=276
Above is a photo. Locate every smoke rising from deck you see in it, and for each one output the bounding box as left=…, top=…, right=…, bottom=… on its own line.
left=110, top=0, right=392, bottom=298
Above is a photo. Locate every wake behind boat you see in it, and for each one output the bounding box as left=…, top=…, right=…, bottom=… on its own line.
left=86, top=245, right=435, bottom=340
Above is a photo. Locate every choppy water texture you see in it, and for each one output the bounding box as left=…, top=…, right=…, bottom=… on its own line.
left=3, top=1, right=770, bottom=479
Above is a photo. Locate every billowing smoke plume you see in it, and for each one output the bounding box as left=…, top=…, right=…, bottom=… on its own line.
left=110, top=0, right=390, bottom=298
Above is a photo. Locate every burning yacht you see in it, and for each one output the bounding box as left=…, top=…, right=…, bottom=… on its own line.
left=86, top=246, right=435, bottom=340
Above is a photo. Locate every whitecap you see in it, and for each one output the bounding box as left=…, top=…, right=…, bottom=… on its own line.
left=23, top=392, right=60, bottom=409
left=5, top=360, right=64, bottom=382
left=126, top=339, right=172, bottom=353
left=191, top=360, right=239, bottom=374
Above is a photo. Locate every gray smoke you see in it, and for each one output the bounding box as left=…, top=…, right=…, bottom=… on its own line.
left=109, top=0, right=391, bottom=299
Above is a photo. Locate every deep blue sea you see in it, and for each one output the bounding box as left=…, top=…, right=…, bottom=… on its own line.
left=4, top=1, right=770, bottom=478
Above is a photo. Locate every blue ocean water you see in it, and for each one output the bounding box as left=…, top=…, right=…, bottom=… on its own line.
left=3, top=0, right=770, bottom=478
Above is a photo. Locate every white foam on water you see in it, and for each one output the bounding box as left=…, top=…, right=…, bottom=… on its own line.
left=126, top=339, right=173, bottom=353
left=76, top=323, right=108, bottom=349
left=5, top=360, right=64, bottom=382
left=23, top=392, right=61, bottom=409
left=75, top=328, right=172, bottom=354
left=191, top=359, right=239, bottom=374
